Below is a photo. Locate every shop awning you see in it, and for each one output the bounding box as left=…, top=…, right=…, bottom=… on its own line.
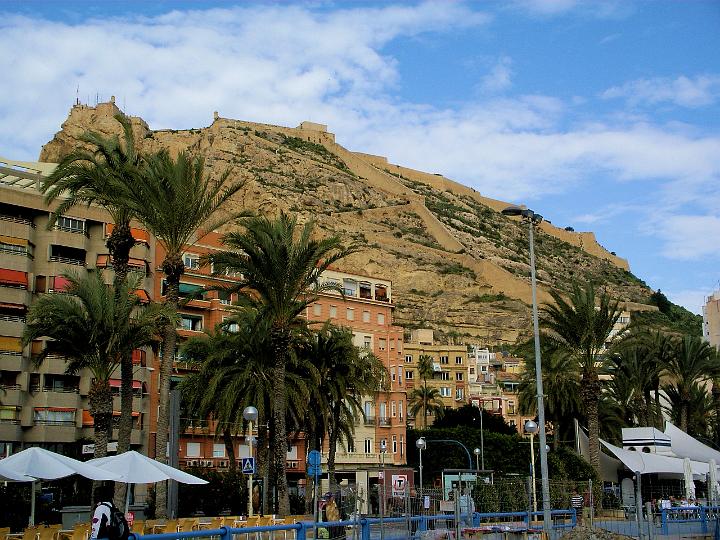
left=0, top=336, right=22, bottom=353
left=601, top=439, right=709, bottom=477
left=664, top=422, right=720, bottom=464
left=0, top=302, right=26, bottom=311
left=133, top=289, right=150, bottom=303
left=108, top=379, right=143, bottom=390
left=0, top=235, right=28, bottom=246
left=105, top=224, right=150, bottom=244
left=0, top=269, right=28, bottom=288
left=50, top=275, right=72, bottom=293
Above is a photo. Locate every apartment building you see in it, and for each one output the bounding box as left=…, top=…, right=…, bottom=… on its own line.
left=402, top=329, right=467, bottom=426
left=703, top=291, right=720, bottom=349
left=304, top=268, right=407, bottom=500
left=0, top=158, right=154, bottom=458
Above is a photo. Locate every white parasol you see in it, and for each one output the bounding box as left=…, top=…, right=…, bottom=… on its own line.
left=88, top=451, right=208, bottom=511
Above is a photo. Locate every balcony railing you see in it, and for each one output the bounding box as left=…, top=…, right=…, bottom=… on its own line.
left=0, top=349, right=22, bottom=357
left=49, top=255, right=85, bottom=266
left=30, top=386, right=80, bottom=394
left=54, top=225, right=88, bottom=237
left=0, top=214, right=34, bottom=226
left=0, top=383, right=20, bottom=390
left=363, top=415, right=375, bottom=426
left=34, top=419, right=76, bottom=426
left=0, top=418, right=20, bottom=424
left=378, top=416, right=391, bottom=426
left=0, top=314, right=25, bottom=323
left=0, top=246, right=33, bottom=258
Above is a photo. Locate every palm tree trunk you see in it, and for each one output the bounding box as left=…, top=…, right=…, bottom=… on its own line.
left=680, top=398, right=689, bottom=433
left=90, top=380, right=113, bottom=459
left=304, top=431, right=319, bottom=515
left=423, top=379, right=428, bottom=429
left=713, top=382, right=720, bottom=446
left=155, top=258, right=182, bottom=518
left=581, top=372, right=602, bottom=477
left=109, top=224, right=136, bottom=507
left=224, top=427, right=237, bottom=472
left=271, top=325, right=291, bottom=516
left=257, top=414, right=269, bottom=515
left=328, top=403, right=340, bottom=492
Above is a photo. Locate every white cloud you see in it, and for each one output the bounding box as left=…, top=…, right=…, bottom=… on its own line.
left=480, top=56, right=513, bottom=93
left=665, top=288, right=708, bottom=316
left=652, top=215, right=720, bottom=261
left=602, top=74, right=720, bottom=108
left=0, top=2, right=718, bottom=265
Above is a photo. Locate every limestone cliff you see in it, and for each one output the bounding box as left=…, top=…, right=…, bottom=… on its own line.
left=39, top=101, right=655, bottom=345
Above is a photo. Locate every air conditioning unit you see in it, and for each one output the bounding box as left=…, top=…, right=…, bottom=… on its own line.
left=218, top=460, right=229, bottom=468
left=287, top=461, right=298, bottom=469
left=432, top=363, right=442, bottom=372
left=187, top=460, right=198, bottom=466
left=204, top=460, right=214, bottom=467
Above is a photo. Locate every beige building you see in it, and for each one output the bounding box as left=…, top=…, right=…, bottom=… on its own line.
left=703, top=291, right=720, bottom=349
left=402, top=329, right=467, bottom=426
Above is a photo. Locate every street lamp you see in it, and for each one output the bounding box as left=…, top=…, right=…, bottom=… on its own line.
left=243, top=405, right=258, bottom=518
left=524, top=420, right=539, bottom=515
left=474, top=448, right=481, bottom=471
left=502, top=205, right=551, bottom=534
left=478, top=407, right=485, bottom=471
left=416, top=438, right=426, bottom=494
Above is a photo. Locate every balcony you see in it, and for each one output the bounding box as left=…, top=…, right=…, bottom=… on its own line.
left=0, top=386, right=23, bottom=406
left=49, top=255, right=86, bottom=266
left=363, top=415, right=376, bottom=426
left=377, top=416, right=391, bottom=427
left=0, top=314, right=25, bottom=337
left=29, top=389, right=81, bottom=409
left=0, top=287, right=31, bottom=306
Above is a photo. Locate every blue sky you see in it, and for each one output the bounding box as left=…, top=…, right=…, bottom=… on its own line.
left=1, top=1, right=719, bottom=313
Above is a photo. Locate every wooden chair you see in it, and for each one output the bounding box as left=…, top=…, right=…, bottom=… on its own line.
left=67, top=524, right=90, bottom=540
left=36, top=525, right=61, bottom=540
left=130, top=521, right=145, bottom=536
left=199, top=517, right=222, bottom=530
left=0, top=527, right=11, bottom=540
left=177, top=519, right=197, bottom=533
left=143, top=521, right=160, bottom=535
left=158, top=520, right=178, bottom=534
left=18, top=527, right=38, bottom=540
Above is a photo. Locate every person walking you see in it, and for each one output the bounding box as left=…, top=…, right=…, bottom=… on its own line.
left=571, top=489, right=584, bottom=526
left=90, top=483, right=128, bottom=540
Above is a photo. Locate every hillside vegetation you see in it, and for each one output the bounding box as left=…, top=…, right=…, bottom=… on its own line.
left=39, top=101, right=700, bottom=344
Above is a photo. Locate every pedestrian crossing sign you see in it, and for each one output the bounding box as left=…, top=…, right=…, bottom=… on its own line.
left=241, top=457, right=255, bottom=475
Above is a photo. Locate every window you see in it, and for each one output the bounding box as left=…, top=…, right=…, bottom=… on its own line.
left=456, top=372, right=463, bottom=381
left=222, top=317, right=239, bottom=333
left=346, top=439, right=355, bottom=453
left=469, top=367, right=475, bottom=375
left=481, top=366, right=488, bottom=372
left=213, top=443, right=225, bottom=458
left=455, top=388, right=464, bottom=400
left=379, top=338, right=386, bottom=351
left=180, top=314, right=203, bottom=331
left=405, top=370, right=414, bottom=380
left=346, top=308, right=354, bottom=321
left=440, top=387, right=451, bottom=397
left=390, top=338, right=395, bottom=349
left=379, top=402, right=387, bottom=419
left=0, top=238, right=32, bottom=258
left=400, top=435, right=405, bottom=456
left=363, top=311, right=370, bottom=323
left=49, top=244, right=86, bottom=265
left=377, top=313, right=385, bottom=325
left=34, top=408, right=75, bottom=425
left=398, top=366, right=403, bottom=384
left=363, top=336, right=372, bottom=349
left=509, top=420, right=516, bottom=428
left=456, top=356, right=463, bottom=364
left=218, top=290, right=232, bottom=305
left=405, top=355, right=413, bottom=363
left=186, top=442, right=201, bottom=458
left=439, top=372, right=449, bottom=381
left=392, top=435, right=397, bottom=454
left=313, top=303, right=322, bottom=316
left=508, top=401, right=516, bottom=415
left=399, top=401, right=404, bottom=420
left=56, top=216, right=85, bottom=234
left=364, top=439, right=372, bottom=454
left=391, top=401, right=396, bottom=417
left=329, top=306, right=337, bottom=318
left=440, top=355, right=449, bottom=364
left=183, top=253, right=200, bottom=270
left=391, top=370, right=396, bottom=382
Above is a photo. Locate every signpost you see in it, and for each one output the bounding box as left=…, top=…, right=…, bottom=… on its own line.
left=242, top=457, right=256, bottom=475
left=308, top=450, right=322, bottom=523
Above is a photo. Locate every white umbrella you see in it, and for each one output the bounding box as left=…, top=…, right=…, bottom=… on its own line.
left=1, top=447, right=119, bottom=525
left=683, top=458, right=695, bottom=500
left=709, top=459, right=717, bottom=505
left=0, top=460, right=35, bottom=482
left=88, top=451, right=208, bottom=511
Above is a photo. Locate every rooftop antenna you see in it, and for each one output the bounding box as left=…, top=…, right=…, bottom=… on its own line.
left=75, top=84, right=80, bottom=105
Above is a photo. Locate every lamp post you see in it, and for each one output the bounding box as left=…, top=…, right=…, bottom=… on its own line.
left=416, top=438, right=426, bottom=495
left=474, top=448, right=481, bottom=471
left=502, top=205, right=551, bottom=534
left=243, top=405, right=258, bottom=518
left=479, top=408, right=485, bottom=471
left=525, top=420, right=538, bottom=515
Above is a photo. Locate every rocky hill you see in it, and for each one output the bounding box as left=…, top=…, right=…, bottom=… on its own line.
left=39, top=99, right=674, bottom=345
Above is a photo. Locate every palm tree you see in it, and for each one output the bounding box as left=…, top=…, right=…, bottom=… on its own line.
left=302, top=323, right=386, bottom=491
left=40, top=114, right=142, bottom=460
left=408, top=387, right=445, bottom=426
left=208, top=212, right=355, bottom=515
left=606, top=347, right=662, bottom=428
left=22, top=271, right=170, bottom=458
left=663, top=335, right=719, bottom=432
left=122, top=150, right=244, bottom=516
left=518, top=346, right=581, bottom=447
left=664, top=382, right=714, bottom=438
left=540, top=282, right=621, bottom=476
left=416, top=354, right=435, bottom=428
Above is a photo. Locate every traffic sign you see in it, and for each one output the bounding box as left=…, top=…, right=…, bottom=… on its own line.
left=241, top=457, right=256, bottom=475
left=308, top=450, right=321, bottom=467
left=307, top=464, right=322, bottom=477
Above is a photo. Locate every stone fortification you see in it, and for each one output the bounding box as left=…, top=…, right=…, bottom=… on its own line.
left=39, top=102, right=652, bottom=344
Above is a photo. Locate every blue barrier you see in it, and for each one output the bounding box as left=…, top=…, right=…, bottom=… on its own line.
left=129, top=509, right=576, bottom=540
left=660, top=505, right=720, bottom=535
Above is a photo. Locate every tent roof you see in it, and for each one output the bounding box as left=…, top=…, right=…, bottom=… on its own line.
left=601, top=439, right=709, bottom=478
left=88, top=451, right=208, bottom=485
left=622, top=427, right=671, bottom=447
left=664, top=422, right=720, bottom=463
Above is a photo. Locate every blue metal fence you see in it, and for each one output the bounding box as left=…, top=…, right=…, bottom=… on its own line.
left=661, top=505, right=720, bottom=535
left=130, top=510, right=576, bottom=540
